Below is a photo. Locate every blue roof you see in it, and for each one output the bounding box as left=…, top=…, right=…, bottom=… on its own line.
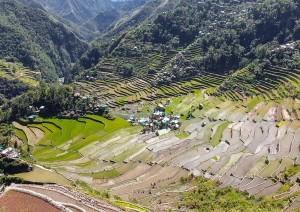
left=28, top=115, right=38, bottom=119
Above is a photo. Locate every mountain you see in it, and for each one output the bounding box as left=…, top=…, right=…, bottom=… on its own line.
left=0, top=0, right=88, bottom=82
left=72, top=0, right=182, bottom=75
left=74, top=0, right=300, bottom=88
left=34, top=0, right=147, bottom=40
left=101, top=0, right=181, bottom=38
left=35, top=0, right=114, bottom=24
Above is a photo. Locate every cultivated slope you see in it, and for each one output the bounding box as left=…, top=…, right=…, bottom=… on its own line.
left=15, top=93, right=300, bottom=211
left=75, top=0, right=300, bottom=89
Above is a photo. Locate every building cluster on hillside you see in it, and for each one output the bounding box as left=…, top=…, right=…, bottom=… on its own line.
left=73, top=92, right=109, bottom=114
left=28, top=105, right=45, bottom=115
left=127, top=101, right=181, bottom=135
left=27, top=105, right=45, bottom=121
left=0, top=147, right=19, bottom=159
left=271, top=42, right=298, bottom=54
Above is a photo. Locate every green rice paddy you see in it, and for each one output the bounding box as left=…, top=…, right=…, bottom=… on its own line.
left=28, top=115, right=130, bottom=163
left=82, top=169, right=121, bottom=179
left=211, top=121, right=231, bottom=147
left=15, top=128, right=28, bottom=151
left=246, top=96, right=264, bottom=112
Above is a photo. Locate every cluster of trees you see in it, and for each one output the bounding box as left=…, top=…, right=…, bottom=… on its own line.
left=0, top=83, right=112, bottom=122
left=138, top=4, right=203, bottom=46
left=0, top=85, right=71, bottom=121
left=0, top=77, right=30, bottom=103
left=0, top=124, right=14, bottom=149
left=0, top=157, right=32, bottom=175
left=0, top=0, right=87, bottom=82
left=178, top=176, right=284, bottom=211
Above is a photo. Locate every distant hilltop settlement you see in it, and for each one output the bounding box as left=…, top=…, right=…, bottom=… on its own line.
left=127, top=99, right=204, bottom=136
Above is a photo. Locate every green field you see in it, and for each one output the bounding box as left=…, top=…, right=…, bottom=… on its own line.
left=15, top=128, right=28, bottom=151
left=82, top=169, right=121, bottom=179
left=211, top=121, right=231, bottom=147
left=12, top=165, right=70, bottom=185
left=29, top=116, right=130, bottom=163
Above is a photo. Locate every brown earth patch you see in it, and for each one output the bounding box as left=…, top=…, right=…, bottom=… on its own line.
left=0, top=191, right=60, bottom=212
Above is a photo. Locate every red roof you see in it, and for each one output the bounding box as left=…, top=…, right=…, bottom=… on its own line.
left=74, top=92, right=81, bottom=97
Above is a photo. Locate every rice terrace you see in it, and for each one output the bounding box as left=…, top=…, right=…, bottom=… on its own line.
left=2, top=0, right=300, bottom=211
left=3, top=53, right=300, bottom=211
left=7, top=71, right=300, bottom=211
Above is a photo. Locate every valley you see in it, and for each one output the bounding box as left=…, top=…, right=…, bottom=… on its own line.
left=33, top=0, right=147, bottom=40
left=0, top=0, right=300, bottom=211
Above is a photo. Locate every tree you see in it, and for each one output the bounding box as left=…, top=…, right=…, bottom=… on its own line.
left=117, top=64, right=134, bottom=77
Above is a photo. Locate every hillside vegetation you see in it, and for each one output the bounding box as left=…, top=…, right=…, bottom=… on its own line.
left=75, top=0, right=300, bottom=89
left=0, top=0, right=87, bottom=82
left=178, top=177, right=283, bottom=211
left=0, top=60, right=41, bottom=104
left=3, top=0, right=300, bottom=211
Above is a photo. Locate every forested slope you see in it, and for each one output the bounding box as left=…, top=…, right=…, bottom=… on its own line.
left=0, top=0, right=88, bottom=82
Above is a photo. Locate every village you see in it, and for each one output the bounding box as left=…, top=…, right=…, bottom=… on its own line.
left=0, top=147, right=19, bottom=159
left=127, top=99, right=181, bottom=135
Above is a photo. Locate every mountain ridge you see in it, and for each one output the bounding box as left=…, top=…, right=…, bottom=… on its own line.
left=33, top=0, right=147, bottom=40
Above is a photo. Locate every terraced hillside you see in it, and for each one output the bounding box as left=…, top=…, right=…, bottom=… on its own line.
left=13, top=89, right=300, bottom=210
left=0, top=60, right=40, bottom=103
left=75, top=71, right=225, bottom=108
left=0, top=60, right=40, bottom=86
left=14, top=116, right=130, bottom=162
left=5, top=0, right=300, bottom=210
left=216, top=65, right=300, bottom=101
left=75, top=63, right=300, bottom=110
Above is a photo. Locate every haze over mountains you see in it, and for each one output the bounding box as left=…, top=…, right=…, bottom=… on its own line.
left=34, top=0, right=147, bottom=40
